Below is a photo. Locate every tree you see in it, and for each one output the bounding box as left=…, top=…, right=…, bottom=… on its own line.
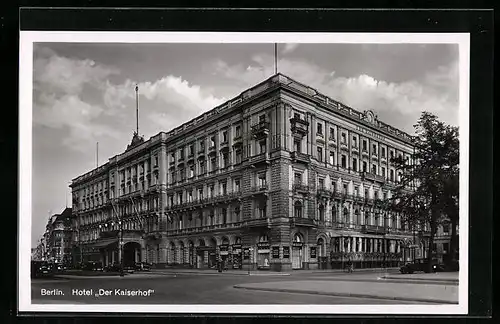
left=390, top=112, right=459, bottom=272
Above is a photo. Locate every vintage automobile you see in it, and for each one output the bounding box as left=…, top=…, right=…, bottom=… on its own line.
left=134, top=262, right=151, bottom=271
left=82, top=261, right=104, bottom=271
left=400, top=258, right=445, bottom=274
left=31, top=261, right=53, bottom=278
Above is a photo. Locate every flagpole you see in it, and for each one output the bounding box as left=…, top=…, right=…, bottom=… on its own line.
left=274, top=43, right=278, bottom=75
left=96, top=142, right=99, bottom=168
left=135, top=84, right=139, bottom=135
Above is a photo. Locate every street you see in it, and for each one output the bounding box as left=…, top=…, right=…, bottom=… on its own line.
left=30, top=269, right=446, bottom=305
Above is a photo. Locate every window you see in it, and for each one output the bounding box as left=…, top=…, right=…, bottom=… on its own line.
left=318, top=178, right=325, bottom=189
left=235, top=125, right=241, bottom=137
left=372, top=144, right=377, bottom=155
left=341, top=133, right=347, bottom=143
left=362, top=140, right=367, bottom=151
left=177, top=192, right=183, bottom=204
left=354, top=186, right=359, bottom=197
left=221, top=181, right=227, bottom=195
left=294, top=201, right=303, bottom=218
left=343, top=184, right=348, bottom=195
left=209, top=184, right=215, bottom=198
left=259, top=114, right=266, bottom=123
left=170, top=152, right=175, bottom=161
left=235, top=149, right=242, bottom=164
left=199, top=160, right=206, bottom=174
left=329, top=152, right=335, bottom=165
left=443, top=243, right=449, bottom=253
left=317, top=147, right=323, bottom=162
left=294, top=172, right=302, bottom=184
left=258, top=173, right=267, bottom=187
left=372, top=164, right=377, bottom=175
left=294, top=112, right=300, bottom=120
left=198, top=187, right=204, bottom=200
left=210, top=157, right=217, bottom=172
left=390, top=150, right=394, bottom=159
left=363, top=161, right=367, bottom=172
left=189, top=144, right=194, bottom=156
left=259, top=139, right=267, bottom=154
left=234, top=179, right=241, bottom=192
left=179, top=167, right=185, bottom=181
left=318, top=204, right=325, bottom=221
left=352, top=158, right=358, bottom=172
left=381, top=147, right=386, bottom=158
left=200, top=140, right=205, bottom=151
left=222, top=152, right=229, bottom=168
left=352, top=136, right=357, bottom=147
left=179, top=148, right=184, bottom=159
left=234, top=206, right=241, bottom=221
left=341, top=155, right=347, bottom=168
left=257, top=200, right=267, bottom=218
left=390, top=169, right=394, bottom=181
left=294, top=139, right=301, bottom=153
left=381, top=167, right=386, bottom=178
left=317, top=123, right=323, bottom=135
left=188, top=190, right=193, bottom=202
left=210, top=136, right=216, bottom=147
left=329, top=127, right=335, bottom=140
left=154, top=155, right=159, bottom=166
left=443, top=223, right=450, bottom=233
left=221, top=208, right=227, bottom=224
left=222, top=130, right=228, bottom=143
left=189, top=165, right=195, bottom=178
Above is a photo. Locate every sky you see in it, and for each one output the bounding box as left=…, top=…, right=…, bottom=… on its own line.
left=31, top=41, right=459, bottom=247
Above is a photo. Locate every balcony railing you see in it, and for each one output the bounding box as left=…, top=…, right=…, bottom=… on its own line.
left=249, top=152, right=270, bottom=166
left=291, top=151, right=310, bottom=164
left=250, top=184, right=269, bottom=194
left=233, top=135, right=242, bottom=146
left=251, top=121, right=270, bottom=138
left=293, top=183, right=310, bottom=193
left=361, top=172, right=386, bottom=184
left=361, top=225, right=387, bottom=235
left=316, top=188, right=332, bottom=198
left=290, top=217, right=315, bottom=227
left=166, top=221, right=244, bottom=236
left=244, top=218, right=271, bottom=228
left=290, top=117, right=309, bottom=136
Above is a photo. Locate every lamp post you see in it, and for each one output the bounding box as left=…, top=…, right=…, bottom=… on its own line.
left=248, top=247, right=254, bottom=275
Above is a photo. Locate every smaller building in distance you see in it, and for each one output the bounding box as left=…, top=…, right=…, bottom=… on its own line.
left=43, top=208, right=73, bottom=265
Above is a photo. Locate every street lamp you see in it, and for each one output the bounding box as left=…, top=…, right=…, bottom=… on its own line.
left=248, top=247, right=254, bottom=275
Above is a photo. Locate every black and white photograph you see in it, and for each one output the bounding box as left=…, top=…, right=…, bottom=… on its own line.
left=19, top=31, right=469, bottom=314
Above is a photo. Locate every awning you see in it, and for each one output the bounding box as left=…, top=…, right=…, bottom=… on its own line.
left=87, top=238, right=118, bottom=249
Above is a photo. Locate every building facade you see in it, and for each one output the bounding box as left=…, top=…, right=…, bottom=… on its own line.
left=42, top=208, right=73, bottom=264
left=71, top=74, right=426, bottom=271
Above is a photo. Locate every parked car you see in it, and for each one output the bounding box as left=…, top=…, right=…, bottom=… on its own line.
left=400, top=258, right=444, bottom=274
left=123, top=264, right=135, bottom=273
left=134, top=262, right=151, bottom=271
left=82, top=261, right=104, bottom=271
left=104, top=263, right=122, bottom=272
left=31, top=261, right=53, bottom=278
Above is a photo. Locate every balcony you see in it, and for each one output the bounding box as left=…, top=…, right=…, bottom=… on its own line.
left=293, top=183, right=310, bottom=194
left=244, top=218, right=271, bottom=229
left=290, top=117, right=309, bottom=137
left=328, top=137, right=337, bottom=148
left=249, top=152, right=270, bottom=166
left=361, top=172, right=386, bottom=184
left=233, top=135, right=243, bottom=146
left=361, top=225, right=387, bottom=235
left=250, top=184, right=269, bottom=195
left=361, top=149, right=369, bottom=158
left=166, top=222, right=244, bottom=236
left=316, top=188, right=332, bottom=198
left=290, top=217, right=316, bottom=227
left=340, top=142, right=348, bottom=151
left=351, top=145, right=359, bottom=155
left=291, top=151, right=310, bottom=164
left=251, top=121, right=270, bottom=139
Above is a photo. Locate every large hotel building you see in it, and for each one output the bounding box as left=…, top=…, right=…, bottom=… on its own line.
left=70, top=73, right=426, bottom=271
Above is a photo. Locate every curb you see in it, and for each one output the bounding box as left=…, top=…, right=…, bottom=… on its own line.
left=232, top=285, right=458, bottom=304
left=382, top=276, right=458, bottom=283
left=151, top=271, right=290, bottom=277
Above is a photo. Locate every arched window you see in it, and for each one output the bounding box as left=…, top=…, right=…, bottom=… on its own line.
left=354, top=209, right=360, bottom=225
left=343, top=207, right=349, bottom=224
left=259, top=234, right=269, bottom=243
left=318, top=204, right=325, bottom=221
left=317, top=238, right=325, bottom=257
left=294, top=201, right=303, bottom=218
left=293, top=233, right=303, bottom=243
left=332, top=206, right=337, bottom=222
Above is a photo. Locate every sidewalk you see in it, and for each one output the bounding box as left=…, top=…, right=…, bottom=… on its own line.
left=233, top=280, right=458, bottom=304
left=149, top=267, right=400, bottom=276
left=382, top=272, right=459, bottom=283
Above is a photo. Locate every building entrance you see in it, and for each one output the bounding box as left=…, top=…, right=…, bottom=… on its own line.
left=292, top=233, right=304, bottom=269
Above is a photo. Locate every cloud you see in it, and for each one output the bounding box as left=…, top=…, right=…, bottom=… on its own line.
left=282, top=43, right=299, bottom=54
left=212, top=55, right=459, bottom=132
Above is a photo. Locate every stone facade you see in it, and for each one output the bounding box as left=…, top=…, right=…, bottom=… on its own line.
left=70, top=73, right=426, bottom=271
